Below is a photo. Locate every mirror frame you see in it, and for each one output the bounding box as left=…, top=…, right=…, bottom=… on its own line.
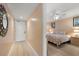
left=0, top=4, right=8, bottom=37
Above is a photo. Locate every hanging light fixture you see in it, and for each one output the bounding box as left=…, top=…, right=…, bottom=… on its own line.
left=53, top=14, right=60, bottom=20
left=50, top=9, right=66, bottom=21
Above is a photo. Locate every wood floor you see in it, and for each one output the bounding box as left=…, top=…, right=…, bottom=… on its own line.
left=0, top=42, right=12, bottom=56
left=8, top=41, right=31, bottom=56
left=48, top=42, right=79, bottom=56
left=0, top=41, right=37, bottom=56
left=2, top=40, right=79, bottom=56
left=8, top=41, right=39, bottom=56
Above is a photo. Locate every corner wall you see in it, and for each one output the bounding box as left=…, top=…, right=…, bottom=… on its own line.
left=26, top=4, right=43, bottom=56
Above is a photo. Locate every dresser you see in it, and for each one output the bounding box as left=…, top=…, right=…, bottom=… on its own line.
left=70, top=37, right=79, bottom=46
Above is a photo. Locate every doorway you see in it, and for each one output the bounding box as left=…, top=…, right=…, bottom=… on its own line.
left=15, top=20, right=26, bottom=41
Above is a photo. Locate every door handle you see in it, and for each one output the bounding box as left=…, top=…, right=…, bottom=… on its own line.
left=24, top=31, right=26, bottom=33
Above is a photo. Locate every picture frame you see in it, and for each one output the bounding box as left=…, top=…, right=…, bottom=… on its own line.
left=51, top=22, right=55, bottom=28
left=73, top=16, right=79, bottom=27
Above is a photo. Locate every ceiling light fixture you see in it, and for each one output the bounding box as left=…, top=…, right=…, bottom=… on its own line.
left=50, top=9, right=66, bottom=21
left=19, top=16, right=24, bottom=19
left=54, top=14, right=60, bottom=20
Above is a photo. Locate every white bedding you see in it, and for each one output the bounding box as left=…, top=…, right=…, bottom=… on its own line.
left=46, top=32, right=70, bottom=46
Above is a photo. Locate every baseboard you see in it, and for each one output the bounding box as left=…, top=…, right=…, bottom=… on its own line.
left=27, top=42, right=38, bottom=56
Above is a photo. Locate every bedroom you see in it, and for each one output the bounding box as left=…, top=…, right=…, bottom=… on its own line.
left=45, top=3, right=79, bottom=56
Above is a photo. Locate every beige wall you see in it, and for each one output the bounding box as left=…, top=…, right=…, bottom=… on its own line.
left=54, top=17, right=74, bottom=35
left=0, top=15, right=14, bottom=55
left=0, top=12, right=15, bottom=55
left=0, top=15, right=14, bottom=42
left=26, top=4, right=43, bottom=56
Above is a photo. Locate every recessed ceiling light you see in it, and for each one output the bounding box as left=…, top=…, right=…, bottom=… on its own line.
left=19, top=16, right=24, bottom=19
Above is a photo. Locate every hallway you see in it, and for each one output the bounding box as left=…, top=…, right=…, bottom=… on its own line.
left=0, top=3, right=43, bottom=56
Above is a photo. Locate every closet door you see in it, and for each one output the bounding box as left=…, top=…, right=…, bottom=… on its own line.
left=15, top=20, right=26, bottom=41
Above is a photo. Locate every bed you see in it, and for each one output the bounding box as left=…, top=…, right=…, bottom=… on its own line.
left=46, top=32, right=70, bottom=46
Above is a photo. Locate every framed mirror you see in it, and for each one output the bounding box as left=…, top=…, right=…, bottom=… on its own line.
left=0, top=4, right=8, bottom=37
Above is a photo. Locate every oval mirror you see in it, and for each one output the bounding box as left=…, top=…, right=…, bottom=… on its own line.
left=0, top=4, right=8, bottom=37
left=3, top=14, right=8, bottom=29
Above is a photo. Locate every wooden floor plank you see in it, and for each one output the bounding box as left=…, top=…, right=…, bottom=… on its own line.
left=48, top=43, right=79, bottom=56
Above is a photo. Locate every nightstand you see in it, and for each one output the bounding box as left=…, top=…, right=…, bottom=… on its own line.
left=70, top=37, right=79, bottom=46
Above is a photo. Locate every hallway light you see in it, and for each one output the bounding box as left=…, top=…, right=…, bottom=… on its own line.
left=31, top=18, right=37, bottom=21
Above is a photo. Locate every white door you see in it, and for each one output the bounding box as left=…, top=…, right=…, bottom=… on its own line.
left=15, top=20, right=26, bottom=41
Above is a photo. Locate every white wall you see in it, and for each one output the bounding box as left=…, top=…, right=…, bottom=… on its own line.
left=42, top=4, right=48, bottom=56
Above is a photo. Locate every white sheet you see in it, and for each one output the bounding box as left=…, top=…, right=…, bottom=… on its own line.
left=46, top=33, right=70, bottom=46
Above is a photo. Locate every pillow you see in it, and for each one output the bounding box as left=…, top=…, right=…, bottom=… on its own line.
left=53, top=32, right=65, bottom=35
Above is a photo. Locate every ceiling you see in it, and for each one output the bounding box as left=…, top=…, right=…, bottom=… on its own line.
left=7, top=3, right=39, bottom=20
left=5, top=3, right=79, bottom=20
left=46, top=3, right=79, bottom=20
left=47, top=3, right=79, bottom=13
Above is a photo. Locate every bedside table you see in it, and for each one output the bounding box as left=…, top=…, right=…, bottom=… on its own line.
left=70, top=37, right=79, bottom=46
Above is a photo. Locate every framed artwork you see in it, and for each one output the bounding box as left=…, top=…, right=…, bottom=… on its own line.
left=51, top=22, right=55, bottom=28
left=73, top=16, right=79, bottom=27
